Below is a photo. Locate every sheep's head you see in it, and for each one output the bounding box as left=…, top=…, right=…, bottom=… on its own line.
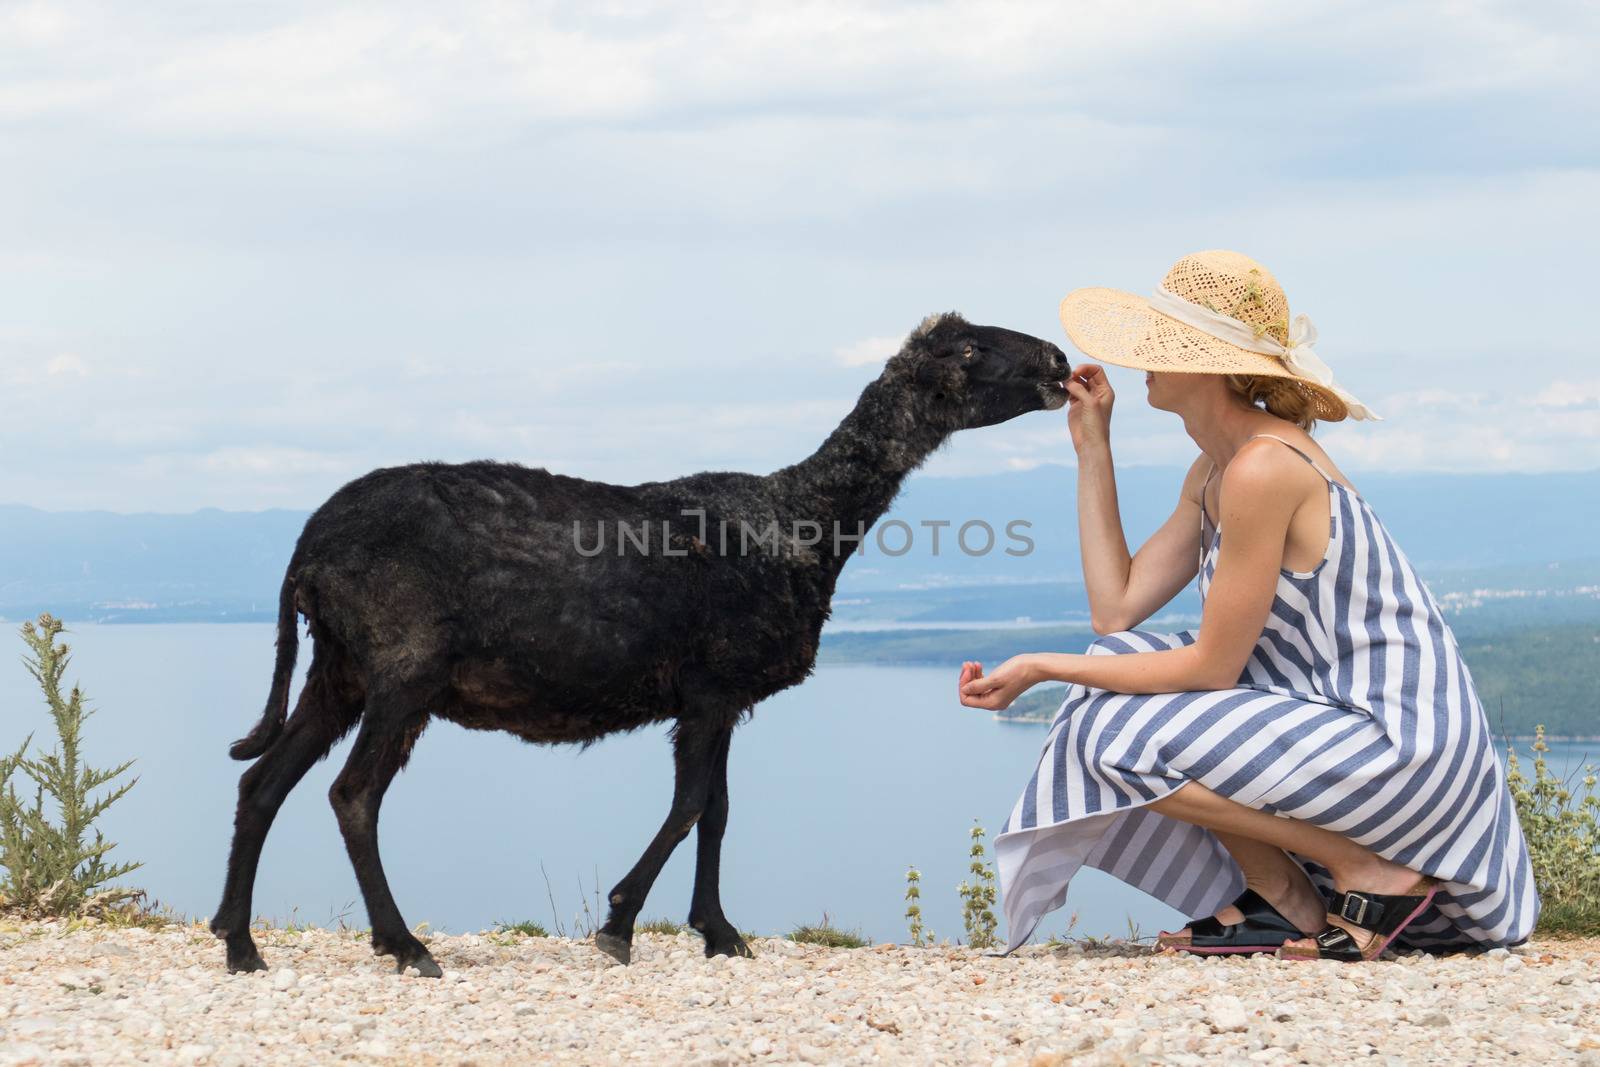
left=887, top=312, right=1071, bottom=431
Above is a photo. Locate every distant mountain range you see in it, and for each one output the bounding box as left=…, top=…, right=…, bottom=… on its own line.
left=856, top=464, right=1600, bottom=586
left=0, top=506, right=308, bottom=622
left=2, top=463, right=1597, bottom=623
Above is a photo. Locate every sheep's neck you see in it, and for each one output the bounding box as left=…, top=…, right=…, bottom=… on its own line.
left=770, top=376, right=949, bottom=573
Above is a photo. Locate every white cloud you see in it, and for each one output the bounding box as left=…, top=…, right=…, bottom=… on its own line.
left=1316, top=380, right=1600, bottom=470
left=1, top=2, right=1597, bottom=510
left=1529, top=380, right=1600, bottom=410
left=196, top=447, right=351, bottom=477
left=45, top=352, right=88, bottom=377
left=2, top=350, right=90, bottom=384
left=3, top=3, right=1593, bottom=142
left=834, top=336, right=900, bottom=367
left=919, top=366, right=1600, bottom=480
left=0, top=4, right=1183, bottom=134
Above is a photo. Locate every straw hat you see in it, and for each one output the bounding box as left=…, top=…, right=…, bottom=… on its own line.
left=1058, top=250, right=1380, bottom=422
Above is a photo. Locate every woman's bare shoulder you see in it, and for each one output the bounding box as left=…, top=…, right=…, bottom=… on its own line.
left=1179, top=452, right=1212, bottom=506
left=1240, top=430, right=1359, bottom=495
left=1215, top=437, right=1362, bottom=526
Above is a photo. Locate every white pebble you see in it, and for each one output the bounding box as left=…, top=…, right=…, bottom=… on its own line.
left=1205, top=994, right=1249, bottom=1033
left=0, top=923, right=1590, bottom=1065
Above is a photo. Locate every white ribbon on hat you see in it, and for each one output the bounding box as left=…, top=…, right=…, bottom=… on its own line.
left=1147, top=284, right=1382, bottom=421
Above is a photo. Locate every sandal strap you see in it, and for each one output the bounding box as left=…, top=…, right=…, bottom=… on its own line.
left=1230, top=888, right=1310, bottom=937
left=1305, top=878, right=1441, bottom=961
left=1315, top=926, right=1359, bottom=952
left=1311, top=924, right=1365, bottom=962
left=1231, top=888, right=1275, bottom=918
left=1186, top=887, right=1310, bottom=950
left=1332, top=890, right=1388, bottom=929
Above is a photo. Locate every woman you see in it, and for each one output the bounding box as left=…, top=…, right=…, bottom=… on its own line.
left=958, top=250, right=1537, bottom=961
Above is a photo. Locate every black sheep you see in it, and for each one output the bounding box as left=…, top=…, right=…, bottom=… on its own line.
left=211, top=312, right=1070, bottom=975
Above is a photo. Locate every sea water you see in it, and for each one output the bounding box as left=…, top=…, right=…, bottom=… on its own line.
left=0, top=623, right=1590, bottom=946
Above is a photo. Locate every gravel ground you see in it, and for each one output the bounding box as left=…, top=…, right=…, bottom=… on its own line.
left=1, top=921, right=1597, bottom=1066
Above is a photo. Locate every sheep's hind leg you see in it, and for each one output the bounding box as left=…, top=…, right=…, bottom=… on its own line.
left=595, top=719, right=720, bottom=965
left=212, top=688, right=349, bottom=974
left=688, top=724, right=751, bottom=959
left=329, top=701, right=441, bottom=977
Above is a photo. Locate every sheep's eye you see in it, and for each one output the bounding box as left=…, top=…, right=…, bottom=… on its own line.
left=962, top=345, right=974, bottom=359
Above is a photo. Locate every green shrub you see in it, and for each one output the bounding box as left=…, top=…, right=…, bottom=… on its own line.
left=788, top=914, right=868, bottom=948
left=636, top=917, right=686, bottom=936
left=0, top=615, right=142, bottom=917
left=904, top=865, right=929, bottom=946
left=958, top=820, right=999, bottom=950
left=1507, top=726, right=1600, bottom=935
left=492, top=919, right=550, bottom=937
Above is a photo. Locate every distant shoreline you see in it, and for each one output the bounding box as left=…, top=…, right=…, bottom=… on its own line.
left=6, top=615, right=1595, bottom=745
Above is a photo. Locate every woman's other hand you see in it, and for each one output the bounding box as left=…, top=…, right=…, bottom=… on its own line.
left=1065, top=363, right=1114, bottom=454
left=958, top=656, right=1040, bottom=711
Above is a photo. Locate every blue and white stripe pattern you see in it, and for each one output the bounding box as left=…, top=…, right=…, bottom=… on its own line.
left=995, top=435, right=1539, bottom=953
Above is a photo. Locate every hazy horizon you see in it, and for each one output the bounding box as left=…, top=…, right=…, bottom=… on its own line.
left=5, top=456, right=1600, bottom=519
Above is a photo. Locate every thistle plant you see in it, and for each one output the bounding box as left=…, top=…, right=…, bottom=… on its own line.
left=958, top=820, right=999, bottom=950
left=0, top=615, right=142, bottom=916
left=1506, top=726, right=1600, bottom=934
left=904, top=865, right=927, bottom=947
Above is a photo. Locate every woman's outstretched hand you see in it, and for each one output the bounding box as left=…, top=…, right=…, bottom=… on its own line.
left=1065, top=363, right=1114, bottom=454
left=958, top=656, right=1039, bottom=712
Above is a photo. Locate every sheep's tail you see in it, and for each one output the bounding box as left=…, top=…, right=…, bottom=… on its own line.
left=228, top=571, right=299, bottom=761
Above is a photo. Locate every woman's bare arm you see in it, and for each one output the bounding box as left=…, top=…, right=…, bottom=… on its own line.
left=958, top=441, right=1302, bottom=707
left=1080, top=453, right=1208, bottom=634
left=1065, top=364, right=1206, bottom=635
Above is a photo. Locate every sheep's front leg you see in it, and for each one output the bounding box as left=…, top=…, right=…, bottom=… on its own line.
left=594, top=719, right=719, bottom=965
left=688, top=725, right=751, bottom=959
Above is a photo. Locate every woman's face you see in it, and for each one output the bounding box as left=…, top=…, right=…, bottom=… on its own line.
left=1145, top=370, right=1229, bottom=418
left=1143, top=369, right=1167, bottom=411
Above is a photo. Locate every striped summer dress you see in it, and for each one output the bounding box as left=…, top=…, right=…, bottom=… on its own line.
left=994, top=433, right=1539, bottom=953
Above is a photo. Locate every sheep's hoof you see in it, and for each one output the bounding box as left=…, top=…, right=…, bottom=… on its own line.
left=594, top=931, right=632, bottom=966
left=226, top=947, right=268, bottom=974
left=376, top=933, right=443, bottom=978
left=221, top=933, right=267, bottom=974
left=395, top=949, right=443, bottom=978
left=705, top=933, right=754, bottom=960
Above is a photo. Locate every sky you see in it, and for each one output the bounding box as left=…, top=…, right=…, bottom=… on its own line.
left=2, top=0, right=1598, bottom=512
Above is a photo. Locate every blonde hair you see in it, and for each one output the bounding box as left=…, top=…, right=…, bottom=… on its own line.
left=1224, top=373, right=1319, bottom=431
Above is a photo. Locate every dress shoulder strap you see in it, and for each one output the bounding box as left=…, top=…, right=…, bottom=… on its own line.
left=1247, top=433, right=1336, bottom=485
left=1199, top=459, right=1219, bottom=531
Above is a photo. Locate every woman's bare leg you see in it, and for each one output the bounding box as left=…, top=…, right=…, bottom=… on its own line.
left=1150, top=780, right=1428, bottom=951
left=1164, top=830, right=1326, bottom=940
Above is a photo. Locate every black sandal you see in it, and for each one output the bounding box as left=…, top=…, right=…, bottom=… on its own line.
left=1277, top=876, right=1441, bottom=962
left=1155, top=887, right=1315, bottom=956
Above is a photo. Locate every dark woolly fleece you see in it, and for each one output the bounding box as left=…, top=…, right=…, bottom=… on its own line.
left=211, top=312, right=1069, bottom=974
